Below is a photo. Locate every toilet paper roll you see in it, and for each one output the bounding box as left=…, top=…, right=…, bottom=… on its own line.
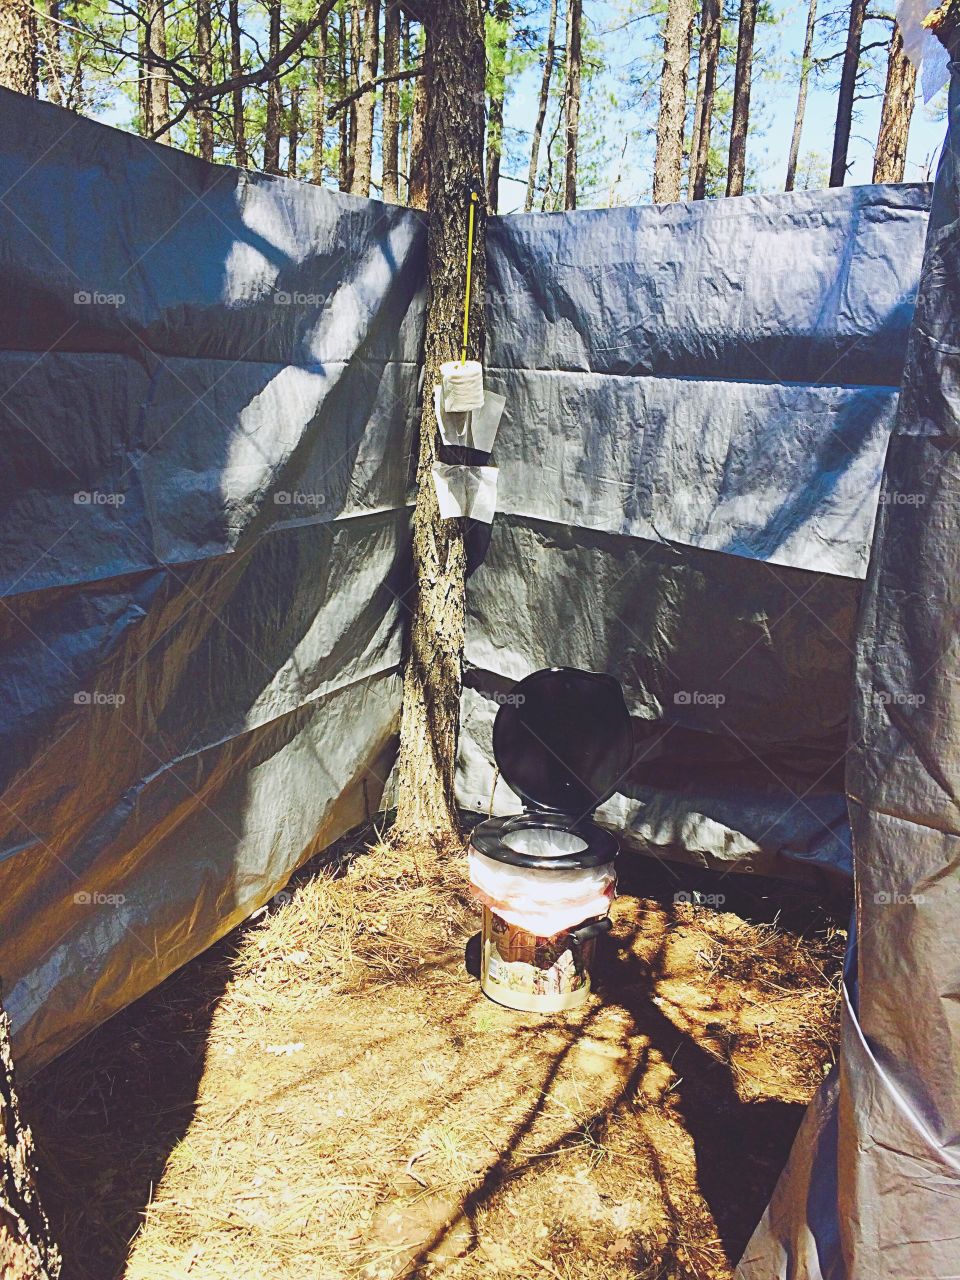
left=440, top=359, right=484, bottom=412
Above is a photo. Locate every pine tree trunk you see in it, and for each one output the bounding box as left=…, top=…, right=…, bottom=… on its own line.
left=288, top=83, right=299, bottom=176
left=830, top=0, right=867, bottom=186
left=872, top=22, right=916, bottom=183
left=229, top=0, right=247, bottom=165
left=196, top=0, right=214, bottom=161
left=785, top=0, right=816, bottom=190
left=524, top=0, right=557, bottom=211
left=485, top=0, right=511, bottom=214
left=726, top=0, right=757, bottom=196
left=392, top=0, right=486, bottom=846
left=139, top=2, right=150, bottom=132
left=264, top=0, right=282, bottom=173
left=146, top=0, right=170, bottom=138
left=408, top=31, right=430, bottom=209
left=0, top=996, right=61, bottom=1280
left=42, top=0, right=62, bottom=105
left=382, top=0, right=400, bottom=201
left=347, top=0, right=360, bottom=189
left=350, top=0, right=379, bottom=195
left=0, top=0, right=37, bottom=94
left=312, top=13, right=327, bottom=183
left=563, top=0, right=582, bottom=210
left=338, top=6, right=350, bottom=189
left=653, top=0, right=693, bottom=203
left=399, top=16, right=411, bottom=200
left=688, top=0, right=720, bottom=199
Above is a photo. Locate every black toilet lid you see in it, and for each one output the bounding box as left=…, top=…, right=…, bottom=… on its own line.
left=492, top=667, right=633, bottom=814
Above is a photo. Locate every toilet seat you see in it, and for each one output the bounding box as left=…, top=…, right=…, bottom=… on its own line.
left=470, top=667, right=632, bottom=869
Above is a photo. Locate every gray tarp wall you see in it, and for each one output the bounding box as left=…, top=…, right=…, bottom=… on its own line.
left=739, top=57, right=960, bottom=1280
left=0, top=89, right=426, bottom=1071
left=459, top=185, right=931, bottom=885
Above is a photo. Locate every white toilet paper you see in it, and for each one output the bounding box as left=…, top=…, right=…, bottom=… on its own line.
left=440, top=359, right=484, bottom=412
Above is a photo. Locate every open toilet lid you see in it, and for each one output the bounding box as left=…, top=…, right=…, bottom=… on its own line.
left=492, top=667, right=633, bottom=815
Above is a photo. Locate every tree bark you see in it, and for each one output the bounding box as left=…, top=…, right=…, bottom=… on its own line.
left=688, top=0, right=720, bottom=199
left=146, top=0, right=170, bottom=138
left=350, top=0, right=380, bottom=195
left=287, top=82, right=299, bottom=175
left=42, top=0, right=62, bottom=105
left=0, top=0, right=37, bottom=94
left=653, top=0, right=694, bottom=203
left=485, top=0, right=511, bottom=213
left=873, top=21, right=917, bottom=182
left=392, top=0, right=486, bottom=845
left=0, top=996, right=61, bottom=1280
left=338, top=5, right=350, bottom=188
left=563, top=0, right=582, bottom=210
left=408, top=28, right=429, bottom=209
left=264, top=0, right=282, bottom=173
left=312, top=11, right=327, bottom=183
left=229, top=0, right=247, bottom=164
left=382, top=0, right=400, bottom=200
left=524, top=0, right=557, bottom=211
left=399, top=15, right=411, bottom=200
left=830, top=0, right=868, bottom=186
left=196, top=0, right=214, bottom=161
left=726, top=0, right=757, bottom=196
left=785, top=0, right=817, bottom=190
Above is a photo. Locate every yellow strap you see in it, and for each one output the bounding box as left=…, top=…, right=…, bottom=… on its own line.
left=460, top=190, right=479, bottom=365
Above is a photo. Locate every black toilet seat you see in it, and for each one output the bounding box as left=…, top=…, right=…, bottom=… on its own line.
left=470, top=811, right=618, bottom=870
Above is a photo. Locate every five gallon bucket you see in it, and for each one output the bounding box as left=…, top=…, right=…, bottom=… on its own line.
left=479, top=906, right=610, bottom=1013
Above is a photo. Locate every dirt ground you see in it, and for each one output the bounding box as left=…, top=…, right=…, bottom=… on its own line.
left=26, top=825, right=846, bottom=1280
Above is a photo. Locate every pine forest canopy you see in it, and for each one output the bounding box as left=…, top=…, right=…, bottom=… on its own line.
left=0, top=0, right=943, bottom=214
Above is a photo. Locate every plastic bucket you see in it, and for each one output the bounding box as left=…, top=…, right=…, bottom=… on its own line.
left=479, top=905, right=608, bottom=1013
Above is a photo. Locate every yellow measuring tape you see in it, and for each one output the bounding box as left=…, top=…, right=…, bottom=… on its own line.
left=460, top=188, right=479, bottom=365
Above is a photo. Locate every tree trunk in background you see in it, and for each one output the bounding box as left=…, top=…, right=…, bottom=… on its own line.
left=229, top=0, right=247, bottom=164
left=524, top=0, right=557, bottom=211
left=138, top=3, right=150, bottom=131
left=196, top=0, right=214, bottom=161
left=43, top=0, right=63, bottom=105
left=0, top=0, right=37, bottom=94
left=393, top=0, right=486, bottom=845
left=563, top=0, right=581, bottom=210
left=653, top=0, right=693, bottom=203
left=785, top=0, right=817, bottom=190
left=408, top=29, right=430, bottom=209
left=688, top=0, right=720, bottom=199
left=288, top=83, right=299, bottom=176
left=264, top=0, right=282, bottom=172
left=338, top=7, right=350, bottom=188
left=485, top=0, right=511, bottom=214
left=350, top=0, right=380, bottom=195
left=726, top=0, right=757, bottom=195
left=830, top=0, right=867, bottom=186
left=148, top=0, right=170, bottom=137
left=346, top=0, right=360, bottom=189
left=399, top=16, right=411, bottom=200
left=873, top=22, right=917, bottom=182
left=0, top=997, right=61, bottom=1280
left=312, top=12, right=326, bottom=183
left=382, top=0, right=400, bottom=200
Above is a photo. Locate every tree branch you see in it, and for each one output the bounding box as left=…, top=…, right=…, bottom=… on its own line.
left=326, top=64, right=423, bottom=120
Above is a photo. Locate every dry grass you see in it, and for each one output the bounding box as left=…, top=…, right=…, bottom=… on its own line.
left=27, top=824, right=846, bottom=1280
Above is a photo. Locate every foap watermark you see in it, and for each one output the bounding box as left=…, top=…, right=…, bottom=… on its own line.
left=74, top=490, right=125, bottom=506
left=74, top=889, right=126, bottom=906
left=879, top=489, right=926, bottom=506
left=273, top=289, right=330, bottom=306
left=874, top=890, right=925, bottom=906
left=274, top=490, right=326, bottom=507
left=674, top=890, right=726, bottom=907
left=74, top=289, right=125, bottom=307
left=674, top=690, right=726, bottom=707
left=878, top=690, right=925, bottom=707
left=491, top=691, right=525, bottom=707
left=74, top=690, right=125, bottom=707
